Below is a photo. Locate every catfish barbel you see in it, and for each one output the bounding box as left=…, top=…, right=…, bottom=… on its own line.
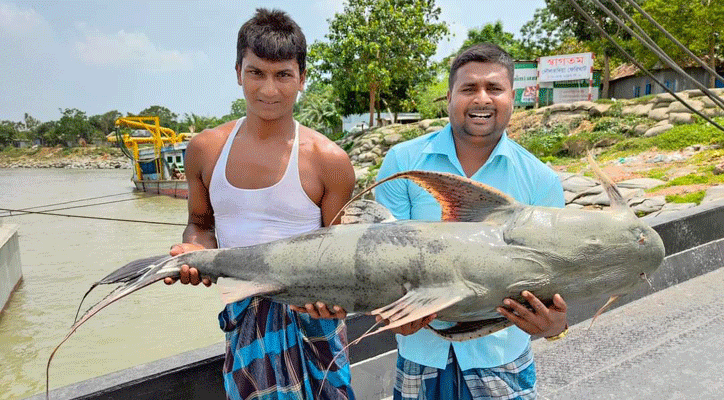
left=46, top=155, right=665, bottom=396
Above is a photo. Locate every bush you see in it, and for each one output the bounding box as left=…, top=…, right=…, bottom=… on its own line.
left=517, top=124, right=568, bottom=157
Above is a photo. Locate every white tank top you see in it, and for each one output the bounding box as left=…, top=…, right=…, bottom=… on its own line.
left=209, top=118, right=322, bottom=248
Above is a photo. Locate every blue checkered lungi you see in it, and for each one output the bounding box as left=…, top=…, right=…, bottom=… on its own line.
left=394, top=343, right=536, bottom=400
left=218, top=297, right=355, bottom=400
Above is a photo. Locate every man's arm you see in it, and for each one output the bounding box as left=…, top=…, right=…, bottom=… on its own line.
left=289, top=137, right=355, bottom=319
left=164, top=131, right=219, bottom=286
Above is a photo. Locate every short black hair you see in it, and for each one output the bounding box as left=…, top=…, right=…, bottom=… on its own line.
left=236, top=8, right=306, bottom=74
left=448, top=43, right=514, bottom=89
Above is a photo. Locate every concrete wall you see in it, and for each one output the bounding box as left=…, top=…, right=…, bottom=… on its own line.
left=31, top=200, right=724, bottom=400
left=0, top=223, right=22, bottom=315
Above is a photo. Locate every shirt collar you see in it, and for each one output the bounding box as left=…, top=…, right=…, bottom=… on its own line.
left=423, top=123, right=515, bottom=165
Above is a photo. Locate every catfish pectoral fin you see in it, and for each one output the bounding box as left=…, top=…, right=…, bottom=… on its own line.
left=366, top=284, right=475, bottom=336
left=73, top=254, right=170, bottom=322
left=217, top=277, right=284, bottom=304
left=428, top=318, right=514, bottom=342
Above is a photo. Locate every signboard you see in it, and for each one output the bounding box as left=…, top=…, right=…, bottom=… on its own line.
left=513, top=62, right=538, bottom=107
left=538, top=52, right=594, bottom=83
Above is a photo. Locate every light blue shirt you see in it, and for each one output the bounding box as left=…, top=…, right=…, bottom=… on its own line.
left=374, top=123, right=565, bottom=370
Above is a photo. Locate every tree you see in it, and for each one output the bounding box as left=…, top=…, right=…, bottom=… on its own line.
left=460, top=21, right=527, bottom=60
left=34, top=121, right=57, bottom=146
left=311, top=0, right=448, bottom=128
left=519, top=8, right=575, bottom=58
left=545, top=0, right=636, bottom=98
left=634, top=0, right=724, bottom=88
left=177, top=113, right=222, bottom=133
left=411, top=77, right=448, bottom=119
left=294, top=83, right=343, bottom=138
left=55, top=108, right=93, bottom=146
left=0, top=121, right=17, bottom=147
left=229, top=98, right=247, bottom=119
left=89, top=110, right=122, bottom=142
left=135, top=105, right=179, bottom=131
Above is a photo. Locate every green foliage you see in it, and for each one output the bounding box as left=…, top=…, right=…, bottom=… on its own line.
left=633, top=0, right=723, bottom=84
left=459, top=21, right=527, bottom=59
left=651, top=121, right=724, bottom=150
left=519, top=8, right=574, bottom=58
left=134, top=105, right=179, bottom=132
left=310, top=0, right=448, bottom=126
left=0, top=121, right=17, bottom=147
left=517, top=124, right=569, bottom=157
left=411, top=78, right=448, bottom=119
left=665, top=191, right=706, bottom=205
left=54, top=108, right=93, bottom=146
left=177, top=113, right=223, bottom=133
left=89, top=110, right=122, bottom=142
left=230, top=98, right=247, bottom=119
left=294, top=83, right=343, bottom=140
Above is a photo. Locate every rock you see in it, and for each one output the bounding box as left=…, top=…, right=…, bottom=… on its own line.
left=550, top=103, right=573, bottom=112
left=571, top=101, right=596, bottom=111
left=654, top=92, right=680, bottom=104
left=703, top=108, right=724, bottom=117
left=713, top=162, right=724, bottom=175
left=668, top=100, right=704, bottom=113
left=383, top=133, right=404, bottom=145
left=629, top=196, right=666, bottom=215
left=616, top=178, right=666, bottom=190
left=634, top=103, right=654, bottom=116
left=588, top=103, right=611, bottom=117
left=668, top=112, right=695, bottom=124
left=702, top=185, right=724, bottom=203
left=647, top=108, right=669, bottom=121
left=425, top=126, right=439, bottom=133
left=572, top=187, right=644, bottom=207
left=353, top=167, right=369, bottom=180
left=560, top=174, right=599, bottom=193
left=634, top=124, right=650, bottom=136
left=418, top=119, right=434, bottom=130
left=644, top=123, right=673, bottom=137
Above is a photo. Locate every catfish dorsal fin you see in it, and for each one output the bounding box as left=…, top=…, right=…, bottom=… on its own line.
left=586, top=151, right=631, bottom=213
left=334, top=170, right=518, bottom=223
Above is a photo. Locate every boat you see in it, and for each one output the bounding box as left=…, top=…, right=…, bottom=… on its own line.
left=109, top=116, right=193, bottom=198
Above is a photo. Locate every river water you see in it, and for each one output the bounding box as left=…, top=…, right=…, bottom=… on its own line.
left=0, top=169, right=224, bottom=400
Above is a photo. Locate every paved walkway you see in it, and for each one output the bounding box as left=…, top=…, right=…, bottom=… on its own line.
left=534, top=264, right=724, bottom=400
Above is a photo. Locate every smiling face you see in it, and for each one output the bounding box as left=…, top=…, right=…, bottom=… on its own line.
left=236, top=50, right=305, bottom=121
left=447, top=61, right=513, bottom=147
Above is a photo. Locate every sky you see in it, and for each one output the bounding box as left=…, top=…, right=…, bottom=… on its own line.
left=0, top=0, right=546, bottom=123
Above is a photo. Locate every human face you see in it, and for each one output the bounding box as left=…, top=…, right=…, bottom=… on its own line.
left=447, top=61, right=513, bottom=146
left=236, top=50, right=305, bottom=121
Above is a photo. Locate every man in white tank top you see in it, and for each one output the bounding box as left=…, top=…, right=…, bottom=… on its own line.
left=164, top=9, right=356, bottom=400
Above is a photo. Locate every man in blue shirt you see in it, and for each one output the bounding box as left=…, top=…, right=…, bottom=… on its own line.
left=375, top=43, right=568, bottom=399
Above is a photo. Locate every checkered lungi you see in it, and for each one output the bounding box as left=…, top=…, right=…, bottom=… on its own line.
left=218, top=297, right=355, bottom=400
left=394, top=343, right=536, bottom=400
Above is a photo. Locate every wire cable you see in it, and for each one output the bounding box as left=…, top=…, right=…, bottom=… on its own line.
left=0, top=207, right=185, bottom=226
left=565, top=0, right=724, bottom=133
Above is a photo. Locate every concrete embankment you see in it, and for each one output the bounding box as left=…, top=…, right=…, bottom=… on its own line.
left=31, top=200, right=724, bottom=400
left=0, top=223, right=22, bottom=315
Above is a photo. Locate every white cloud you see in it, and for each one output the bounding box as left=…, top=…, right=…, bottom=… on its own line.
left=0, top=2, right=52, bottom=38
left=74, top=23, right=210, bottom=73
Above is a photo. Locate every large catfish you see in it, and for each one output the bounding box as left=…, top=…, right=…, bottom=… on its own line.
left=47, top=156, right=665, bottom=393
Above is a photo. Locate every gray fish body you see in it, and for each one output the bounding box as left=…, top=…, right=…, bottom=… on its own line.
left=176, top=203, right=665, bottom=322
